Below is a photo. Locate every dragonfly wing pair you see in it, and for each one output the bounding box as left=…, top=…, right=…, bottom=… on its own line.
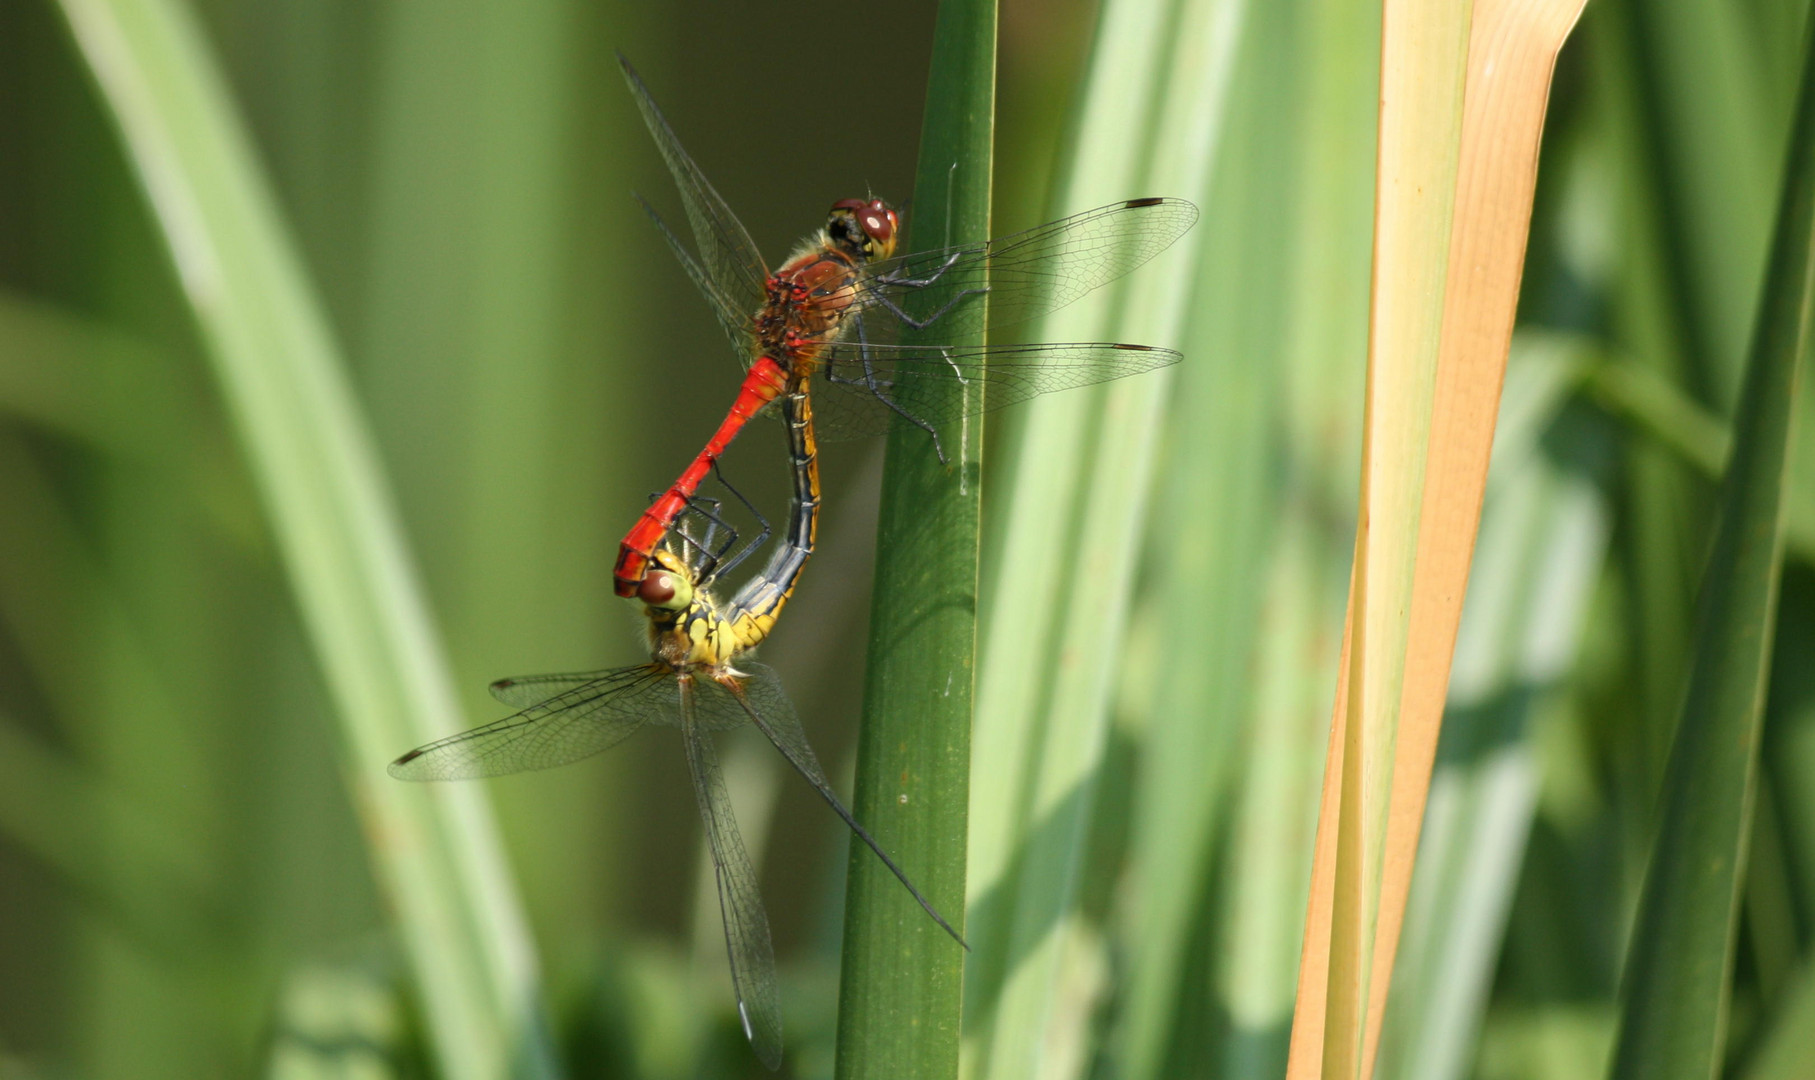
left=680, top=675, right=783, bottom=1070
left=808, top=339, right=1181, bottom=442
left=619, top=53, right=1196, bottom=409
left=389, top=660, right=793, bottom=1068
left=387, top=666, right=673, bottom=780
left=436, top=658, right=966, bottom=951
left=840, top=195, right=1202, bottom=343
left=619, top=54, right=768, bottom=334
left=612, top=55, right=1196, bottom=592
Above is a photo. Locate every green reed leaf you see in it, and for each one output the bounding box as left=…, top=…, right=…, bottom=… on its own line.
left=1607, top=15, right=1815, bottom=1078
left=835, top=2, right=994, bottom=1078
left=48, top=0, right=560, bottom=1075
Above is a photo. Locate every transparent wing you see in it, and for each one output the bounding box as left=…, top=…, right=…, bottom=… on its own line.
left=807, top=341, right=1180, bottom=442
left=681, top=677, right=783, bottom=1070
left=389, top=666, right=674, bottom=780
left=634, top=193, right=758, bottom=363
left=850, top=197, right=1199, bottom=341
left=488, top=669, right=619, bottom=708
left=618, top=55, right=770, bottom=322
left=727, top=665, right=966, bottom=948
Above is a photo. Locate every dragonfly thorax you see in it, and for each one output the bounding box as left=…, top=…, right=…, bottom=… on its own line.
left=749, top=200, right=894, bottom=374
left=645, top=594, right=742, bottom=670
left=758, top=250, right=863, bottom=362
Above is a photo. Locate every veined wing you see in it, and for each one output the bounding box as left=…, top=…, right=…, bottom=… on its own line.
left=726, top=665, right=967, bottom=948
left=849, top=197, right=1198, bottom=342
left=490, top=664, right=752, bottom=731
left=635, top=193, right=757, bottom=363
left=808, top=341, right=1181, bottom=442
left=618, top=55, right=770, bottom=324
left=681, top=676, right=783, bottom=1070
left=488, top=669, right=622, bottom=708
left=389, top=666, right=673, bottom=780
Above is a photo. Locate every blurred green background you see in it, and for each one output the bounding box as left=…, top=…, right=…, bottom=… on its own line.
left=2, top=0, right=1814, bottom=1077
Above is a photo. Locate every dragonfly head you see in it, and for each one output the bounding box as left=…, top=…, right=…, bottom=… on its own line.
left=638, top=550, right=696, bottom=613
left=828, top=198, right=899, bottom=262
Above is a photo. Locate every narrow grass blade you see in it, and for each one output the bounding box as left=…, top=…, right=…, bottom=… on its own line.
left=1607, top=12, right=1815, bottom=1076
left=1627, top=0, right=1796, bottom=406
left=962, top=0, right=1240, bottom=1073
left=0, top=435, right=223, bottom=944
left=1376, top=336, right=1611, bottom=1080
left=1740, top=961, right=1815, bottom=1080
left=1586, top=359, right=1731, bottom=478
left=1588, top=356, right=1815, bottom=560
left=1583, top=0, right=1712, bottom=837
left=0, top=291, right=176, bottom=456
left=1126, top=0, right=1379, bottom=1074
left=0, top=713, right=211, bottom=942
left=357, top=0, right=632, bottom=970
left=48, top=0, right=559, bottom=1076
left=0, top=293, right=253, bottom=540
left=835, top=2, right=994, bottom=1077
left=1285, top=0, right=1474, bottom=1073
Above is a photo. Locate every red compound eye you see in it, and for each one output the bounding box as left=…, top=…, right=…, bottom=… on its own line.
left=831, top=198, right=897, bottom=244
left=864, top=204, right=895, bottom=242
left=638, top=571, right=676, bottom=606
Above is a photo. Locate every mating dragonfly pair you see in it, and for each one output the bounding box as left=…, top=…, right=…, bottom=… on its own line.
left=387, top=55, right=1197, bottom=1070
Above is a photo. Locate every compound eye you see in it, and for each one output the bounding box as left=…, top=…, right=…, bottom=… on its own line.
left=637, top=571, right=677, bottom=607
left=861, top=200, right=896, bottom=242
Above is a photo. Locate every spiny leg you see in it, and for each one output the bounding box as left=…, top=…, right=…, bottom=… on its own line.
left=865, top=281, right=990, bottom=331
left=666, top=494, right=739, bottom=583
left=825, top=311, right=948, bottom=463
left=697, top=460, right=771, bottom=582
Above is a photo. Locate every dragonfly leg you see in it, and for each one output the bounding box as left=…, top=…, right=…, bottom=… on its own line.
left=873, top=249, right=963, bottom=288
left=830, top=313, right=950, bottom=463
left=866, top=284, right=990, bottom=331
left=656, top=489, right=723, bottom=579
left=670, top=495, right=740, bottom=583
left=698, top=461, right=771, bottom=582
left=723, top=670, right=968, bottom=950
left=937, top=346, right=968, bottom=383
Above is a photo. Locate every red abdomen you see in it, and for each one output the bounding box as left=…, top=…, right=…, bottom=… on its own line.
left=612, top=357, right=788, bottom=596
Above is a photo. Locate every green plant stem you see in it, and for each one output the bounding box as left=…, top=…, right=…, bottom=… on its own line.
left=1608, top=11, right=1815, bottom=1077
left=834, top=2, right=995, bottom=1077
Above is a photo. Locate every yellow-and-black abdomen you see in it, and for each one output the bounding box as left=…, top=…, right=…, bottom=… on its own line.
left=721, top=378, right=819, bottom=651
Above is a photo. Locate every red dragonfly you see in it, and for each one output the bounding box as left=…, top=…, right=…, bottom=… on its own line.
left=612, top=56, right=1198, bottom=597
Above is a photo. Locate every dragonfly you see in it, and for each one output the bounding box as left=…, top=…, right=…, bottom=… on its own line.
left=388, top=380, right=960, bottom=1071
left=612, top=54, right=1198, bottom=597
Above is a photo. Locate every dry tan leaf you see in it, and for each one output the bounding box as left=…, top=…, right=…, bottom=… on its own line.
left=1284, top=0, right=1588, bottom=1077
